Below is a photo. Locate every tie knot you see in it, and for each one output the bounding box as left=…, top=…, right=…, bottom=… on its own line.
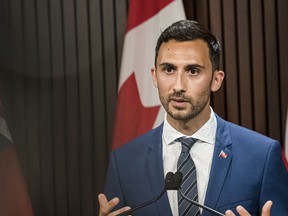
left=177, top=137, right=197, bottom=153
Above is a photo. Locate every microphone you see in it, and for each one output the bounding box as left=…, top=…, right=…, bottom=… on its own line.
left=178, top=189, right=225, bottom=216
left=116, top=171, right=225, bottom=216
left=165, top=171, right=183, bottom=190
left=166, top=171, right=224, bottom=216
left=116, top=171, right=182, bottom=216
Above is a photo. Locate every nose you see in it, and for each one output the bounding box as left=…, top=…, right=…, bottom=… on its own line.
left=173, top=72, right=186, bottom=92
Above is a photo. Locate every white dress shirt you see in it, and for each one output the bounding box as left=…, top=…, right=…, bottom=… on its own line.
left=162, top=107, right=217, bottom=215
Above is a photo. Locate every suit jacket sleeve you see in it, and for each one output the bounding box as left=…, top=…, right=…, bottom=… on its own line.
left=259, top=140, right=288, bottom=215
left=104, top=151, right=127, bottom=209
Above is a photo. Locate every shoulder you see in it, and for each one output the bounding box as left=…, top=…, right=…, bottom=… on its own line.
left=112, top=123, right=164, bottom=156
left=215, top=114, right=280, bottom=160
left=215, top=114, right=277, bottom=144
left=107, top=124, right=164, bottom=176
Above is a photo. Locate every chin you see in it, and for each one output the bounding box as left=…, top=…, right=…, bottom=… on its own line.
left=168, top=110, right=194, bottom=121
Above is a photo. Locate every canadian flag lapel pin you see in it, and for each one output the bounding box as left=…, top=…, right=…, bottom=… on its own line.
left=219, top=150, right=228, bottom=159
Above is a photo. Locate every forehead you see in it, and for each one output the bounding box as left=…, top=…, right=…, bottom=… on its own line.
left=157, top=39, right=211, bottom=67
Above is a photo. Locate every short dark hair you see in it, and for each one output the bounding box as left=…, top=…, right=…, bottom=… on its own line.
left=154, top=20, right=221, bottom=72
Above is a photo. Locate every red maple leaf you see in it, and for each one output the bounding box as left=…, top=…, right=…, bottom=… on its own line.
left=112, top=73, right=161, bottom=149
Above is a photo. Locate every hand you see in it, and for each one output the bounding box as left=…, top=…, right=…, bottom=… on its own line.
left=225, top=200, right=273, bottom=216
left=98, top=193, right=130, bottom=216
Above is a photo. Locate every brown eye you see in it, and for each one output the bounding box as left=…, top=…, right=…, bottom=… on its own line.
left=188, top=68, right=200, bottom=76
left=185, top=64, right=204, bottom=76
left=163, top=66, right=174, bottom=74
left=159, top=63, right=176, bottom=74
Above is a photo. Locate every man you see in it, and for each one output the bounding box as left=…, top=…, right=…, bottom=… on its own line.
left=98, top=20, right=288, bottom=215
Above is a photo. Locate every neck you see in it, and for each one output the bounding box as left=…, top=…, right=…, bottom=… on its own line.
left=167, top=106, right=211, bottom=136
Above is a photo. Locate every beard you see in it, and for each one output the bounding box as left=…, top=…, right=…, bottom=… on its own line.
left=159, top=88, right=211, bottom=121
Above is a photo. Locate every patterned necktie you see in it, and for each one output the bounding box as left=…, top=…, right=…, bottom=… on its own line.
left=177, top=137, right=200, bottom=216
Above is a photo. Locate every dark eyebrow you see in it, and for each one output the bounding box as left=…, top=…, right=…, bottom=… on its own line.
left=158, top=62, right=177, bottom=69
left=184, top=64, right=205, bottom=70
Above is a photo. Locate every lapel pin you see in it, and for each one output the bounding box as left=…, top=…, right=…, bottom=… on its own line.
left=219, top=150, right=228, bottom=159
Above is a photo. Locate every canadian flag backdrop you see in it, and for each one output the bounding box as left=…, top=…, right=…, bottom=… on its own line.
left=112, top=0, right=186, bottom=149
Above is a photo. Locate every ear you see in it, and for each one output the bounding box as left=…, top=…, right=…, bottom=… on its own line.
left=151, top=67, right=158, bottom=88
left=211, top=70, right=225, bottom=92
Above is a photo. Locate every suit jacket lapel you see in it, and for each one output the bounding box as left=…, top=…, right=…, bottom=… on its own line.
left=146, top=124, right=173, bottom=216
left=203, top=115, right=233, bottom=216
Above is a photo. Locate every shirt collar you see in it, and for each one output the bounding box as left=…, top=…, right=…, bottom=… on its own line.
left=162, top=107, right=217, bottom=145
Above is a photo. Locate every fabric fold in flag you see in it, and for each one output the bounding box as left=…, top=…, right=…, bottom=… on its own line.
left=0, top=102, right=33, bottom=216
left=112, top=0, right=186, bottom=149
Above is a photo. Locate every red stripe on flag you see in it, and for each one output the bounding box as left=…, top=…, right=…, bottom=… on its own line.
left=126, top=0, right=173, bottom=32
left=112, top=73, right=160, bottom=149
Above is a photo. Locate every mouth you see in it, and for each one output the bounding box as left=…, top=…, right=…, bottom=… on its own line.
left=170, top=98, right=189, bottom=108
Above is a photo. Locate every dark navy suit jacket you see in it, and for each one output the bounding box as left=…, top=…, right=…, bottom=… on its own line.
left=104, top=114, right=288, bottom=215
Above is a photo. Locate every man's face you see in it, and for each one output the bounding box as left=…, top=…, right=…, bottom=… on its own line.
left=152, top=39, right=223, bottom=124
